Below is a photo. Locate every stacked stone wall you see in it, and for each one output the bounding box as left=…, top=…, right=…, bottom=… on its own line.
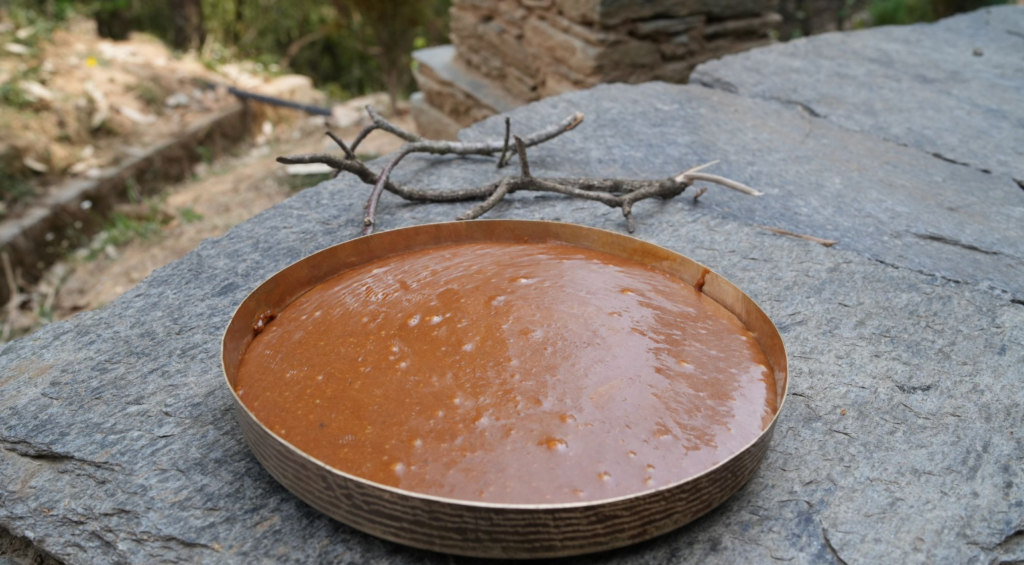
left=449, top=0, right=780, bottom=100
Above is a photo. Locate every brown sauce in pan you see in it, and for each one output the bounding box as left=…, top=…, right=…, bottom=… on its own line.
left=236, top=242, right=776, bottom=504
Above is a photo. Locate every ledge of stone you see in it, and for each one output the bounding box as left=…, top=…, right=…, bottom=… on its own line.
left=692, top=6, right=1024, bottom=181
left=1, top=78, right=1022, bottom=564
left=413, top=45, right=525, bottom=116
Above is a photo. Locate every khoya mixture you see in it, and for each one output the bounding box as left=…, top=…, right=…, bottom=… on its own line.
left=236, top=242, right=777, bottom=505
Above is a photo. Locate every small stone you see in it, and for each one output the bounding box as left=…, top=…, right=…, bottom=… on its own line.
left=22, top=156, right=48, bottom=173
left=554, top=0, right=703, bottom=26
left=17, top=80, right=55, bottom=103
left=4, top=42, right=30, bottom=55
left=118, top=106, right=157, bottom=125
left=164, top=92, right=191, bottom=108
left=632, top=16, right=705, bottom=37
left=702, top=13, right=782, bottom=38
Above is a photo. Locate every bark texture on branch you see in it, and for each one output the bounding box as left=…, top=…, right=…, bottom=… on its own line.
left=279, top=107, right=760, bottom=234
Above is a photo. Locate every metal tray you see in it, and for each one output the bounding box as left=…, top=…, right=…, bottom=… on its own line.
left=221, top=220, right=788, bottom=559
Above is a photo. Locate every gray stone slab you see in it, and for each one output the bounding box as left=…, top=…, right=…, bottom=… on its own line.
left=432, top=82, right=1024, bottom=300
left=691, top=6, right=1024, bottom=182
left=1, top=83, right=1022, bottom=565
left=413, top=45, right=523, bottom=114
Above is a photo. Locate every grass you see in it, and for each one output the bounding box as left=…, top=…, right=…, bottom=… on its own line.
left=196, top=145, right=214, bottom=165
left=0, top=81, right=34, bottom=110
left=0, top=164, right=36, bottom=214
left=101, top=212, right=163, bottom=246
left=179, top=206, right=204, bottom=223
left=87, top=201, right=168, bottom=260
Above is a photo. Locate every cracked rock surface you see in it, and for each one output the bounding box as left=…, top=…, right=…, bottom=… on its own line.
left=692, top=6, right=1024, bottom=182
left=2, top=9, right=1024, bottom=565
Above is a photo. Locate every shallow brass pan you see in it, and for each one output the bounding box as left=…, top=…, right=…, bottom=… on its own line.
left=221, top=220, right=788, bottom=559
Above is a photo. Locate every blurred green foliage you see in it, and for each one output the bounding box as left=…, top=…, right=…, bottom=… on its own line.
left=868, top=0, right=1011, bottom=25
left=870, top=0, right=936, bottom=24
left=3, top=0, right=449, bottom=103
left=2, top=0, right=1012, bottom=102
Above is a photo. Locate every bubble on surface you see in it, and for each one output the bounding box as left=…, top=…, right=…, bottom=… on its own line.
left=540, top=437, right=568, bottom=451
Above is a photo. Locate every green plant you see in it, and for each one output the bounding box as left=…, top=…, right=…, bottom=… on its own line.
left=869, top=0, right=1012, bottom=25
left=3, top=0, right=76, bottom=29
left=118, top=0, right=450, bottom=104
left=87, top=201, right=168, bottom=259
left=103, top=212, right=163, bottom=245
left=179, top=206, right=204, bottom=223
left=196, top=145, right=213, bottom=165
left=0, top=82, right=33, bottom=110
left=869, top=0, right=935, bottom=24
left=0, top=163, right=35, bottom=210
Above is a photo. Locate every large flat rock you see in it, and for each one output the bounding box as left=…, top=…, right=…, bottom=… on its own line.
left=691, top=6, right=1024, bottom=182
left=426, top=83, right=1024, bottom=301
left=1, top=83, right=1022, bottom=564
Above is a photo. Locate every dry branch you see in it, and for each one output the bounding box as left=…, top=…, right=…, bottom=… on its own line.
left=279, top=107, right=761, bottom=234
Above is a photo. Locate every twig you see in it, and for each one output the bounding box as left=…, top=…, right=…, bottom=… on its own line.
left=359, top=112, right=584, bottom=234
left=758, top=225, right=838, bottom=247
left=350, top=105, right=422, bottom=154
left=279, top=107, right=761, bottom=234
left=514, top=135, right=530, bottom=178
left=497, top=117, right=511, bottom=169
left=325, top=131, right=356, bottom=160
left=457, top=178, right=514, bottom=221
left=676, top=171, right=764, bottom=196
left=692, top=187, right=707, bottom=202
left=363, top=147, right=414, bottom=234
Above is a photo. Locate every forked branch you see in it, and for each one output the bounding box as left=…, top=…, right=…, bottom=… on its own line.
left=280, top=107, right=761, bottom=234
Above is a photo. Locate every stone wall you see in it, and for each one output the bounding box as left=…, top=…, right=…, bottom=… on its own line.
left=412, top=0, right=780, bottom=135
left=453, top=0, right=779, bottom=98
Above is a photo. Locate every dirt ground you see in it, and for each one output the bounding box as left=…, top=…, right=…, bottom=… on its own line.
left=0, top=16, right=315, bottom=219
left=2, top=110, right=414, bottom=342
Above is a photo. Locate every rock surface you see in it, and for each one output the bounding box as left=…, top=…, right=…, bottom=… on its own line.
left=3, top=16, right=1024, bottom=565
left=692, top=6, right=1024, bottom=182
left=441, top=83, right=1024, bottom=302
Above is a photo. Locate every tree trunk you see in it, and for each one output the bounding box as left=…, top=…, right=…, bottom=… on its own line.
left=233, top=0, right=245, bottom=45
left=171, top=0, right=206, bottom=51
left=95, top=0, right=132, bottom=40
